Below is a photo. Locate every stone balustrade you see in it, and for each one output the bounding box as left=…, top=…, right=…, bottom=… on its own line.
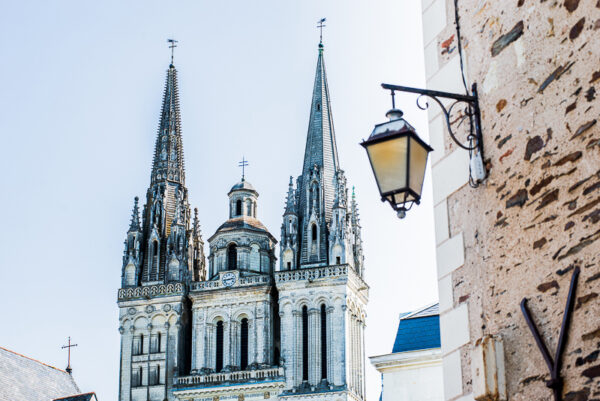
left=189, top=275, right=271, bottom=291
left=274, top=264, right=348, bottom=283
left=175, top=366, right=284, bottom=387
left=118, top=283, right=184, bottom=300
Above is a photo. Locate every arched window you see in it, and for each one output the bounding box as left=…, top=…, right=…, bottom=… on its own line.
left=228, top=244, right=237, bottom=270
left=236, top=200, right=242, bottom=216
left=302, top=306, right=309, bottom=381
left=240, top=318, right=249, bottom=370
left=311, top=224, right=318, bottom=241
left=321, top=304, right=328, bottom=380
left=216, top=321, right=224, bottom=372
left=247, top=200, right=252, bottom=216
left=140, top=334, right=144, bottom=354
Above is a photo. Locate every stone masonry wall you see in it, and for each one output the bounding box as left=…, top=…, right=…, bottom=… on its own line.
left=423, top=0, right=600, bottom=400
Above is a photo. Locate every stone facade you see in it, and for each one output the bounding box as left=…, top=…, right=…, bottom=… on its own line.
left=118, top=41, right=368, bottom=401
left=421, top=0, right=600, bottom=400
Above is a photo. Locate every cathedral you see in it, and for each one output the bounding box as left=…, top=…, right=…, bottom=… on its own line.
left=117, top=40, right=368, bottom=401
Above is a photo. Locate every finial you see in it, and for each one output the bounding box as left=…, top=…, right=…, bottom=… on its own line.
left=289, top=176, right=294, bottom=187
left=352, top=185, right=356, bottom=200
left=317, top=18, right=326, bottom=47
left=129, top=196, right=141, bottom=232
left=61, top=336, right=78, bottom=374
left=167, top=39, right=178, bottom=67
left=238, top=156, right=249, bottom=181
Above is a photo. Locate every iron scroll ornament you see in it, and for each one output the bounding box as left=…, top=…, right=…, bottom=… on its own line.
left=520, top=266, right=580, bottom=401
left=381, top=83, right=487, bottom=187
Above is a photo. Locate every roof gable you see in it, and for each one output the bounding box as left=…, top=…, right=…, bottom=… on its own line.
left=0, top=347, right=80, bottom=401
left=392, top=303, right=441, bottom=353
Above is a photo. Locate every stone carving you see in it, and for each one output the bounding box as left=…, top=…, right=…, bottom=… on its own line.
left=118, top=283, right=184, bottom=300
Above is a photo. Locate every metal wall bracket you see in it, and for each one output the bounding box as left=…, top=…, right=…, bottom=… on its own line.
left=520, top=266, right=580, bottom=401
left=381, top=82, right=487, bottom=186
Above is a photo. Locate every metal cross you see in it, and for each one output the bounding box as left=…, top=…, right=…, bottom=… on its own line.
left=238, top=157, right=249, bottom=180
left=61, top=336, right=78, bottom=374
left=167, top=39, right=178, bottom=65
left=317, top=18, right=326, bottom=44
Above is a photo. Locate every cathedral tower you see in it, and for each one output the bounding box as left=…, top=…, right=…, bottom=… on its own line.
left=277, top=41, right=368, bottom=401
left=117, top=60, right=206, bottom=401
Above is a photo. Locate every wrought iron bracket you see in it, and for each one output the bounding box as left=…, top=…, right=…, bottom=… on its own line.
left=520, top=266, right=580, bottom=401
left=382, top=83, right=484, bottom=158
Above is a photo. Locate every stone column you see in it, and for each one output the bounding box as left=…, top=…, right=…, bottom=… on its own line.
left=223, top=321, right=231, bottom=369
left=206, top=323, right=215, bottom=371
left=360, top=318, right=366, bottom=399
left=163, top=322, right=170, bottom=401
left=256, top=315, right=265, bottom=365
left=308, top=308, right=321, bottom=387
left=249, top=318, right=256, bottom=366
left=326, top=306, right=334, bottom=384
left=196, top=315, right=205, bottom=372
left=191, top=313, right=198, bottom=372
left=351, top=315, right=357, bottom=393
left=341, top=304, right=349, bottom=388
left=120, top=326, right=133, bottom=401
left=293, top=310, right=303, bottom=386
left=231, top=320, right=239, bottom=369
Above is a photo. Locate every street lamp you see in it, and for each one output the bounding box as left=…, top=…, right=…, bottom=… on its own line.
left=361, top=109, right=433, bottom=219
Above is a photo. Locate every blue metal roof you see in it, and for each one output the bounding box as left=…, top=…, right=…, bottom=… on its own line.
left=392, top=304, right=441, bottom=353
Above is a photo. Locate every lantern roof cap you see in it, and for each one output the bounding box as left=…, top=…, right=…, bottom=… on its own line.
left=228, top=179, right=257, bottom=195
left=364, top=109, right=432, bottom=152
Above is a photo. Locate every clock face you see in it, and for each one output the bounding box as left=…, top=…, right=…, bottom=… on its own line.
left=222, top=272, right=236, bottom=287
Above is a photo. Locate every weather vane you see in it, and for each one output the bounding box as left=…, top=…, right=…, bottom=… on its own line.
left=238, top=157, right=249, bottom=181
left=167, top=39, right=178, bottom=65
left=61, top=336, right=78, bottom=374
left=317, top=18, right=326, bottom=44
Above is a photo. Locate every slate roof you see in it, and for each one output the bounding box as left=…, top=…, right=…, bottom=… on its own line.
left=53, top=392, right=97, bottom=401
left=0, top=346, right=80, bottom=401
left=392, top=303, right=441, bottom=353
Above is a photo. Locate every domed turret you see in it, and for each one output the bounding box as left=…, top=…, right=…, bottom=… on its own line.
left=207, top=178, right=277, bottom=279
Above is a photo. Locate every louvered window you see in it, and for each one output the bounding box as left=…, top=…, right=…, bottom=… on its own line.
left=321, top=304, right=327, bottom=380
left=216, top=321, right=224, bottom=372
left=241, top=318, right=249, bottom=370
left=302, top=306, right=309, bottom=381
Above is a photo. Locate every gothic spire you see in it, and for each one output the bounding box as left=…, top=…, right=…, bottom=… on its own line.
left=151, top=64, right=185, bottom=185
left=128, top=196, right=141, bottom=232
left=301, top=42, right=340, bottom=179
left=284, top=176, right=297, bottom=215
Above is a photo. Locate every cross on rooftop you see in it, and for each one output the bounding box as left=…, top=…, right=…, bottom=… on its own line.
left=238, top=157, right=249, bottom=181
left=317, top=18, right=326, bottom=44
left=167, top=38, right=178, bottom=65
left=61, top=336, right=78, bottom=374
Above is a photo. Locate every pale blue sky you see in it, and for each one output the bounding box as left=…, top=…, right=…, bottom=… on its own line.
left=0, top=1, right=436, bottom=400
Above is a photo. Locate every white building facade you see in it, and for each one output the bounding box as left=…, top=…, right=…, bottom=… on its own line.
left=117, top=40, right=368, bottom=401
left=369, top=304, right=443, bottom=401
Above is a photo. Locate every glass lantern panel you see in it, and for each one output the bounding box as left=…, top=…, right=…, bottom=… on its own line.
left=409, top=136, right=429, bottom=197
left=366, top=136, right=408, bottom=195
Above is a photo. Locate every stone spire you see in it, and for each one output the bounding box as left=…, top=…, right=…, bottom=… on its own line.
left=119, top=59, right=205, bottom=285
left=300, top=42, right=340, bottom=219
left=128, top=196, right=141, bottom=232
left=284, top=176, right=297, bottom=215
left=295, top=42, right=341, bottom=267
left=151, top=64, right=185, bottom=186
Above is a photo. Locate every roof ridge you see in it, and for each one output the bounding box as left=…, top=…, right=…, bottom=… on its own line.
left=401, top=302, right=440, bottom=320
left=0, top=346, right=67, bottom=373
